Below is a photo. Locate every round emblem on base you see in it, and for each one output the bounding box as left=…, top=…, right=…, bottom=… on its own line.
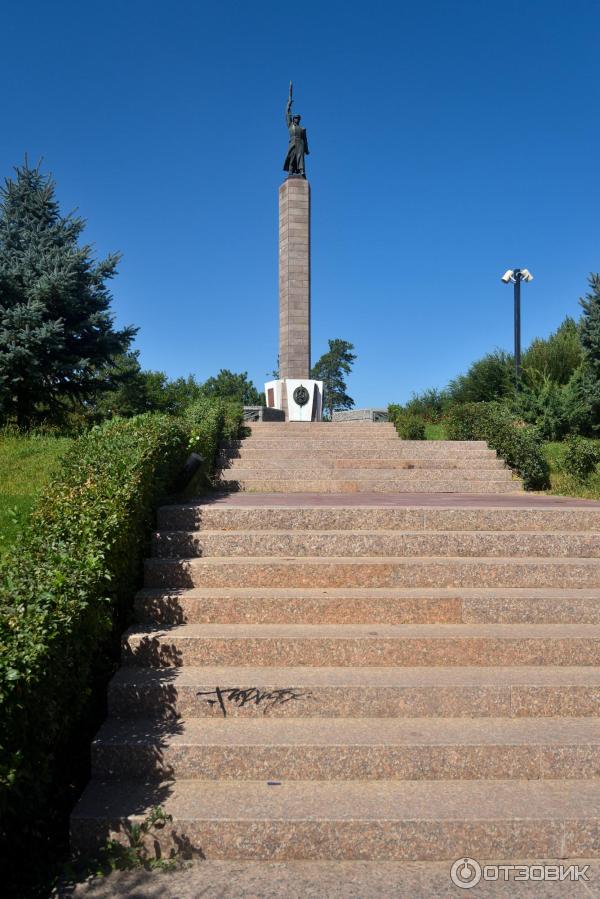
left=293, top=385, right=310, bottom=407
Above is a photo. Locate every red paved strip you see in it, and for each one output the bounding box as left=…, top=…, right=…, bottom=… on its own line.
left=193, top=492, right=600, bottom=509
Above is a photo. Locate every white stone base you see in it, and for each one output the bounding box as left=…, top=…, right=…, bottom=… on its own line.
left=285, top=379, right=323, bottom=421
left=264, top=380, right=285, bottom=411
left=264, top=378, right=323, bottom=421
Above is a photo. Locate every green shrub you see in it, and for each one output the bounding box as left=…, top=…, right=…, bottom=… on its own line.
left=184, top=397, right=243, bottom=491
left=559, top=435, right=600, bottom=481
left=222, top=400, right=244, bottom=441
left=521, top=316, right=583, bottom=386
left=564, top=365, right=600, bottom=437
left=445, top=402, right=550, bottom=490
left=388, top=405, right=426, bottom=440
left=444, top=402, right=492, bottom=441
left=0, top=404, right=253, bottom=892
left=398, top=414, right=426, bottom=440
left=402, top=388, right=449, bottom=423
left=0, top=414, right=191, bottom=890
left=512, top=378, right=572, bottom=441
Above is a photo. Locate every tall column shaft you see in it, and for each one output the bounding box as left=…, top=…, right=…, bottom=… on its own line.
left=279, top=177, right=311, bottom=380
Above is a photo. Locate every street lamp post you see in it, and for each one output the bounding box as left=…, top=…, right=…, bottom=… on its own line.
left=501, top=268, right=533, bottom=388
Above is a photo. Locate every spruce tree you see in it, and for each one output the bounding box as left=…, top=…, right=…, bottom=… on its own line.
left=575, top=274, right=600, bottom=433
left=311, top=338, right=356, bottom=419
left=579, top=274, right=600, bottom=378
left=0, top=160, right=135, bottom=425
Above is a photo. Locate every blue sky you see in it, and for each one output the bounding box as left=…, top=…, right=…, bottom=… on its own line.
left=3, top=0, right=600, bottom=405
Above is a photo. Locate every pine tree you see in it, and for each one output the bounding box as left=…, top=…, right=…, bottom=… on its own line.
left=311, top=338, right=356, bottom=419
left=0, top=160, right=135, bottom=425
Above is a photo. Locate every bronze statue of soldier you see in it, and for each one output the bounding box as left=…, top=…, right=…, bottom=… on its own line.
left=283, top=81, right=309, bottom=178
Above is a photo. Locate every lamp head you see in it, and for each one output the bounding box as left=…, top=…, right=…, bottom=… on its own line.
left=501, top=270, right=514, bottom=284
left=520, top=268, right=534, bottom=282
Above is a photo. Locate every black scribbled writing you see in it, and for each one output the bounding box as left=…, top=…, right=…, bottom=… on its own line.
left=196, top=686, right=313, bottom=717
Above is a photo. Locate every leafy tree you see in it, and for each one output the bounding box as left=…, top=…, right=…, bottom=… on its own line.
left=311, top=338, right=356, bottom=419
left=199, top=369, right=263, bottom=405
left=447, top=350, right=514, bottom=403
left=521, top=317, right=582, bottom=387
left=0, top=160, right=135, bottom=426
left=93, top=353, right=205, bottom=419
left=160, top=374, right=205, bottom=414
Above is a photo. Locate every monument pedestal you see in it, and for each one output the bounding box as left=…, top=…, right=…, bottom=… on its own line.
left=265, top=378, right=323, bottom=422
left=279, top=177, right=310, bottom=384
left=265, top=176, right=320, bottom=420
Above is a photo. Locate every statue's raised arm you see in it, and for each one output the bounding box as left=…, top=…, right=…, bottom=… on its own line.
left=286, top=81, right=293, bottom=127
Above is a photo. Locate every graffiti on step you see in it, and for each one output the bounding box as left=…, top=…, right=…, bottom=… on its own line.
left=196, top=686, right=313, bottom=717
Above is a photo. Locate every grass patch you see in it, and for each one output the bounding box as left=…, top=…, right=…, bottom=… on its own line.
left=544, top=440, right=600, bottom=500
left=0, top=432, right=72, bottom=552
left=425, top=423, right=447, bottom=440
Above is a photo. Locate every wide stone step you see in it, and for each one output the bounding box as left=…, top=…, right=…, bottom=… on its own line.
left=91, top=716, right=600, bottom=781
left=51, top=859, right=600, bottom=897
left=134, top=586, right=600, bottom=625
left=123, top=623, right=600, bottom=667
left=220, top=478, right=523, bottom=494
left=231, top=438, right=402, bottom=447
left=224, top=457, right=507, bottom=471
left=144, top=556, right=600, bottom=589
left=70, top=778, right=600, bottom=859
left=157, top=503, right=600, bottom=533
left=151, top=529, right=600, bottom=560
left=224, top=447, right=499, bottom=460
left=247, top=425, right=398, bottom=434
left=220, top=467, right=514, bottom=482
left=108, top=664, right=600, bottom=719
left=248, top=421, right=399, bottom=428
left=226, top=440, right=491, bottom=452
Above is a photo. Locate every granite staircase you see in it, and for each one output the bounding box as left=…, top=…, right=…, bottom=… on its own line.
left=71, top=424, right=600, bottom=864
left=218, top=421, right=523, bottom=493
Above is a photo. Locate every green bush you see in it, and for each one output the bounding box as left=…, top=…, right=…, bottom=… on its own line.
left=0, top=414, right=189, bottom=889
left=513, top=378, right=573, bottom=441
left=222, top=400, right=244, bottom=441
left=397, top=414, right=426, bottom=440
left=521, top=316, right=582, bottom=387
left=564, top=365, right=600, bottom=437
left=402, top=388, right=449, bottom=423
left=388, top=405, right=426, bottom=440
left=0, top=398, right=241, bottom=894
left=559, top=435, right=600, bottom=481
left=184, top=398, right=243, bottom=491
left=445, top=402, right=550, bottom=490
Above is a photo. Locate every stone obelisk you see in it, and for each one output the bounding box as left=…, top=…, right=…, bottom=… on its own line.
left=264, top=83, right=322, bottom=421
left=279, top=176, right=311, bottom=383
